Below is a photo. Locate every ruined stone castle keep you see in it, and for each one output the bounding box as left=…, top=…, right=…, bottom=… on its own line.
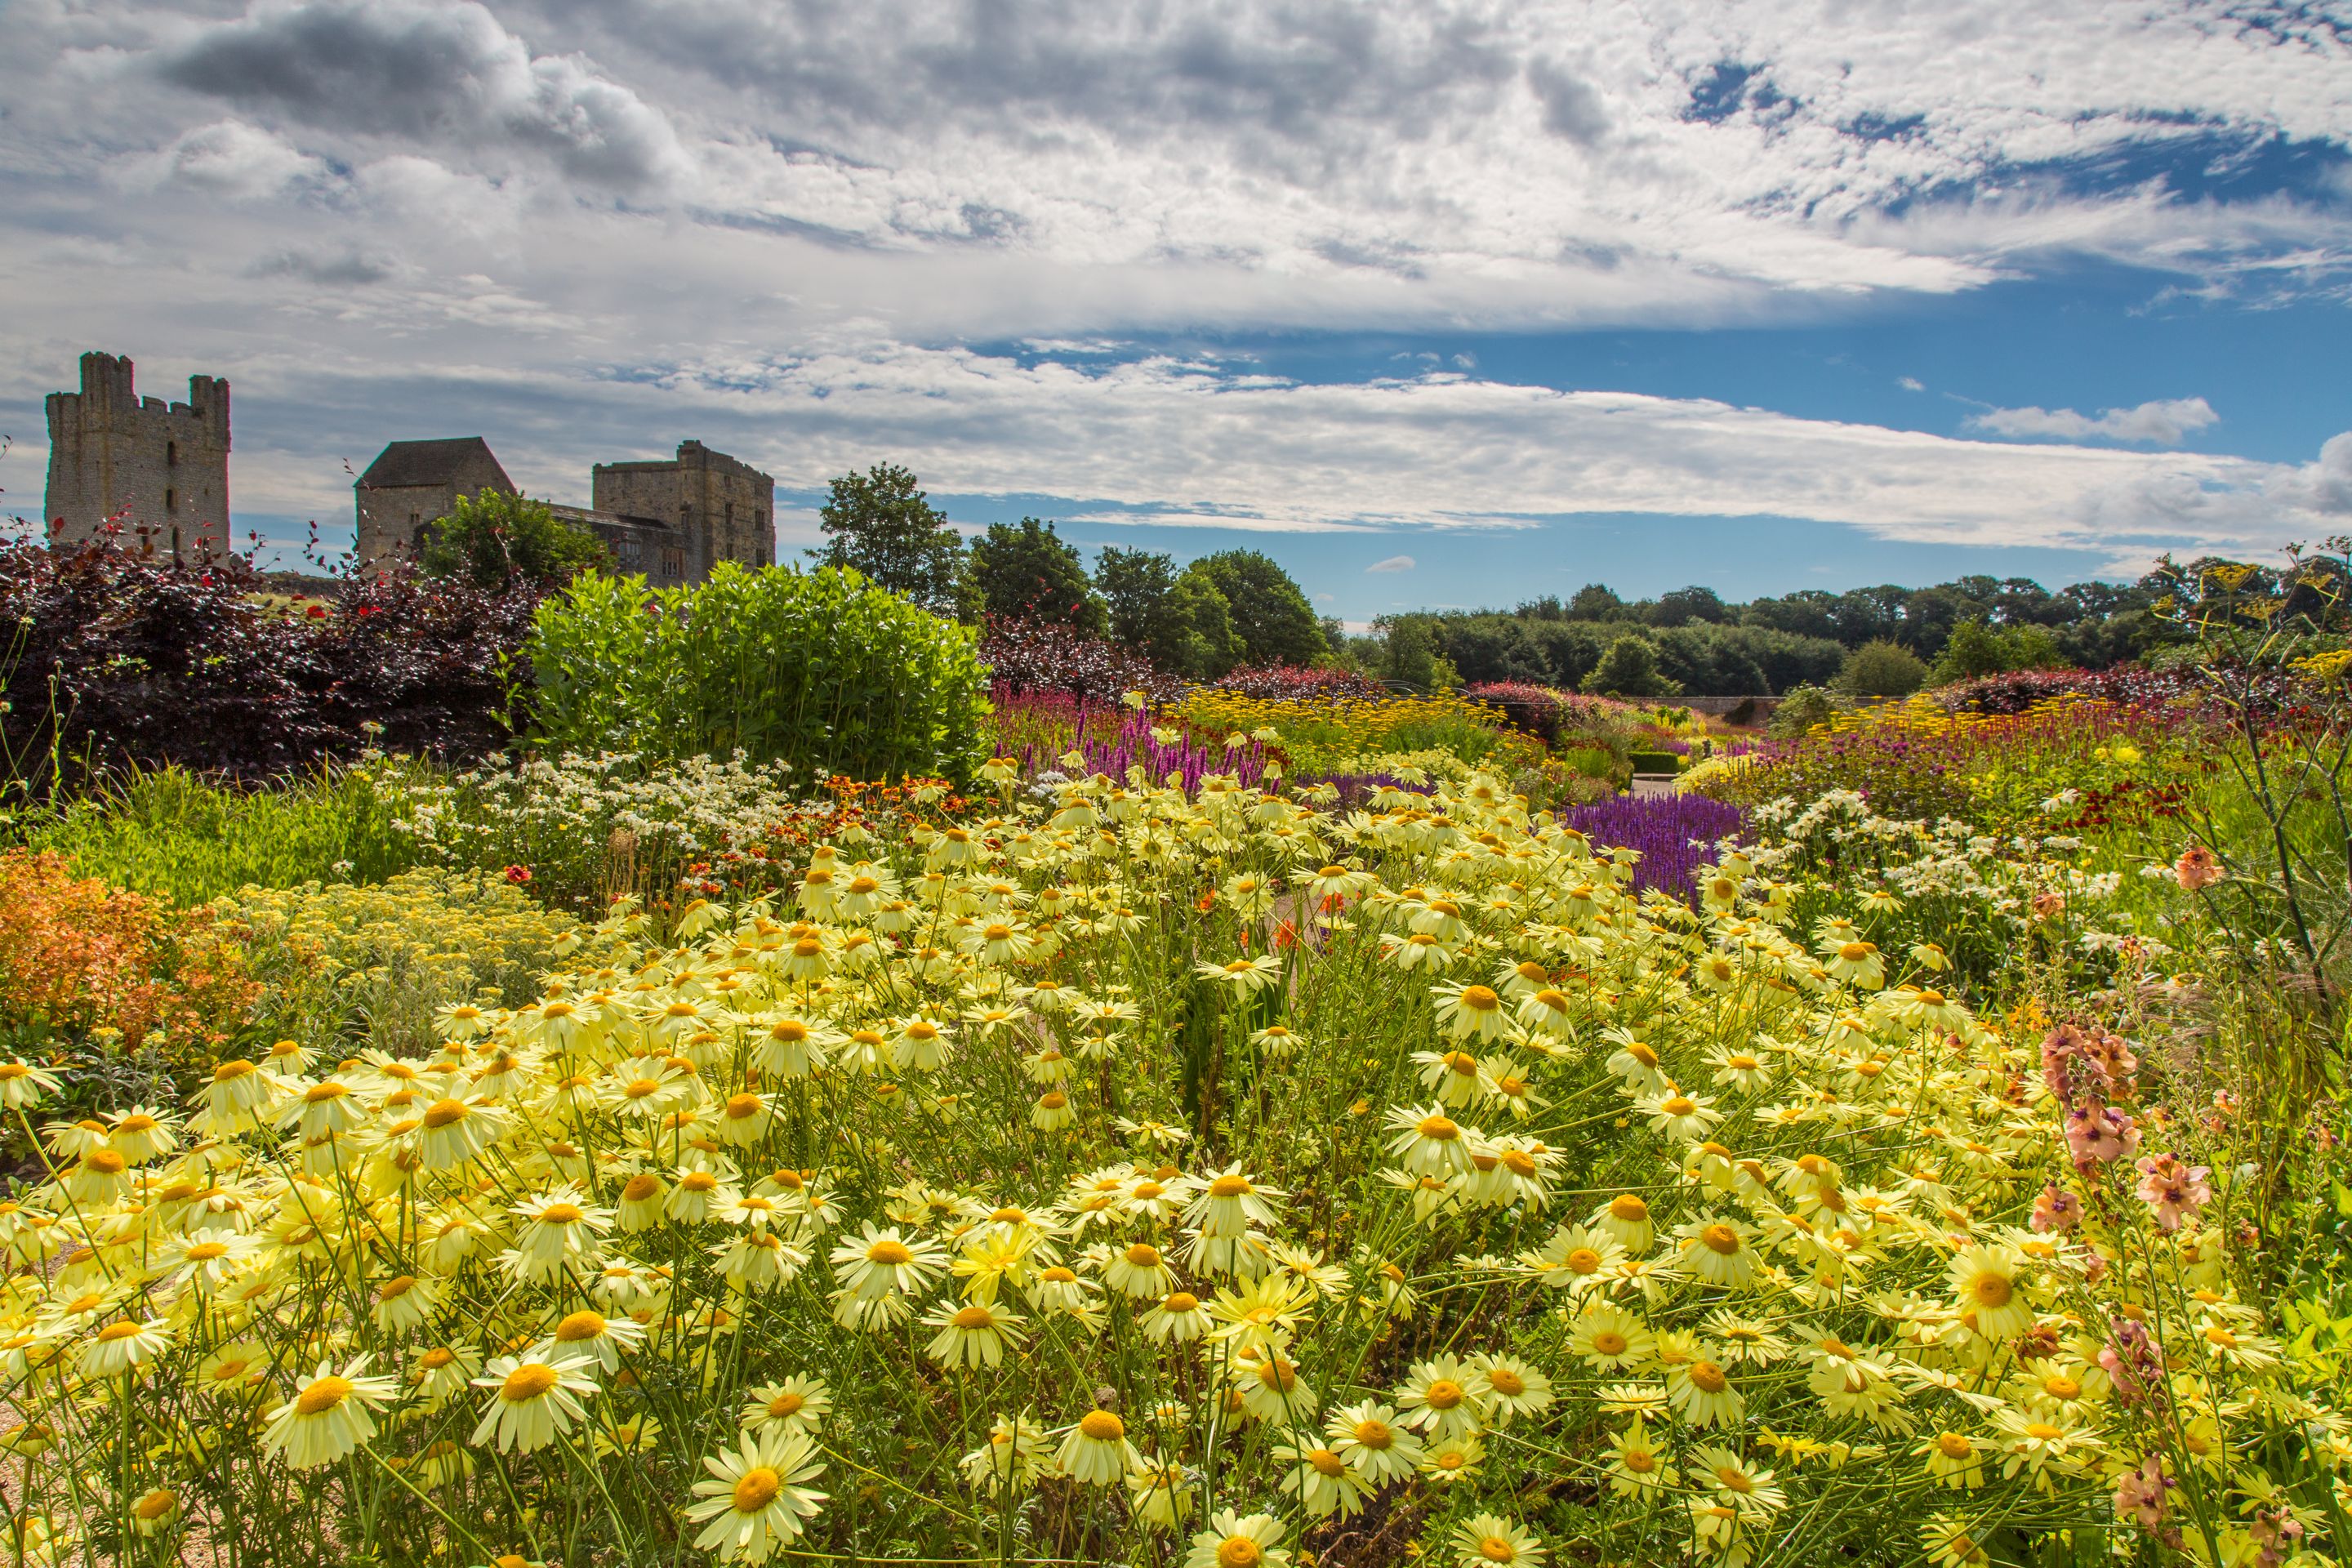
left=355, top=436, right=774, bottom=583
left=37, top=351, right=774, bottom=582
left=43, top=352, right=232, bottom=558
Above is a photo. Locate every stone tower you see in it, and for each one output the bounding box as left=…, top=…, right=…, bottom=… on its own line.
left=590, top=441, right=776, bottom=578
left=43, top=352, right=232, bottom=558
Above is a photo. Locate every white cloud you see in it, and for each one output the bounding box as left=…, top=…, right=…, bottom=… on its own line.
left=1366, top=555, right=1419, bottom=572
left=1, top=0, right=2345, bottom=568
left=1967, top=397, right=2220, bottom=445
left=114, top=118, right=324, bottom=200
left=1899, top=376, right=1926, bottom=392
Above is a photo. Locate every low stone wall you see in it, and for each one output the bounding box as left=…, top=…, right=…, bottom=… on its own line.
left=1676, top=695, right=1780, bottom=720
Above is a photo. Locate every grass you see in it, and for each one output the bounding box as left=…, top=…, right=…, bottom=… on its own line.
left=11, top=761, right=422, bottom=907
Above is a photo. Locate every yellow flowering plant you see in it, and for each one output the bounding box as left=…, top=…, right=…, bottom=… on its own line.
left=0, top=761, right=2335, bottom=1567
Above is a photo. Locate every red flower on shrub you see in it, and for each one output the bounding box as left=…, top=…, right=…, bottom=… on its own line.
left=505, top=864, right=533, bottom=885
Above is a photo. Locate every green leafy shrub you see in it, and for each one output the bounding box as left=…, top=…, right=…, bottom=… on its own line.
left=1555, top=742, right=1621, bottom=781
left=1767, top=683, right=1841, bottom=738
left=1626, top=748, right=1681, bottom=773
left=225, top=867, right=590, bottom=1058
left=523, top=563, right=990, bottom=781
left=1833, top=638, right=1929, bottom=697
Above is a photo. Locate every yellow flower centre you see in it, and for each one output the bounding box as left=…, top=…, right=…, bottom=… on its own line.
left=1218, top=1539, right=1263, bottom=1568
left=1610, top=1195, right=1650, bottom=1223
left=419, top=1348, right=456, bottom=1370
left=1727, top=1055, right=1759, bottom=1071
left=2024, top=1422, right=2063, bottom=1441
left=1038, top=1091, right=1068, bottom=1111
left=1310, top=1447, right=1346, bottom=1477
left=1660, top=1096, right=1696, bottom=1116
left=1208, top=1175, right=1251, bottom=1199
left=1592, top=1330, right=1628, bottom=1356
left=295, top=1375, right=354, bottom=1415
left=1626, top=1043, right=1659, bottom=1067
left=1459, top=986, right=1500, bottom=1013
left=1354, top=1419, right=1393, bottom=1450
left=1077, top=1410, right=1125, bottom=1442
left=2043, top=1374, right=2082, bottom=1400
left=866, top=1240, right=914, bottom=1267
left=134, top=1489, right=176, bottom=1521
left=1970, top=1272, right=2014, bottom=1308
left=186, top=1241, right=229, bottom=1262
left=621, top=1174, right=662, bottom=1202
left=768, top=1392, right=804, bottom=1418
left=539, top=1203, right=584, bottom=1225
left=500, top=1364, right=562, bottom=1402
left=1416, top=1115, right=1460, bottom=1142
left=733, top=1465, right=782, bottom=1513
left=1688, top=1361, right=1729, bottom=1394
left=1125, top=1243, right=1162, bottom=1267
left=555, top=1311, right=606, bottom=1342
left=1838, top=942, right=1874, bottom=961
left=1624, top=1450, right=1655, bottom=1474
left=1424, top=1379, right=1464, bottom=1410
left=96, top=1321, right=144, bottom=1343
left=951, top=1306, right=994, bottom=1330
left=1937, top=1433, right=1973, bottom=1459
left=1700, top=1224, right=1741, bottom=1256
left=1715, top=1465, right=1753, bottom=1493
left=421, top=1099, right=469, bottom=1129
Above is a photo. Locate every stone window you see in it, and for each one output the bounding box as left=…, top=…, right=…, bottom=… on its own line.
left=164, top=488, right=176, bottom=513
left=166, top=440, right=177, bottom=467
left=662, top=546, right=685, bottom=578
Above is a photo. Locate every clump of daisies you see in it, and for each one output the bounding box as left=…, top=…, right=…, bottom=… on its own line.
left=0, top=760, right=2330, bottom=1568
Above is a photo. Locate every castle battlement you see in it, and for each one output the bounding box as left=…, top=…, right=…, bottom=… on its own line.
left=44, top=351, right=232, bottom=558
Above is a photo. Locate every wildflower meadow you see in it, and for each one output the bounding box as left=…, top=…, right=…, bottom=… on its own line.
left=0, top=536, right=2345, bottom=1568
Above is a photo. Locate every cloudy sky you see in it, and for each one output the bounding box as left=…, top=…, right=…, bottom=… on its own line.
left=2, top=0, right=2348, bottom=621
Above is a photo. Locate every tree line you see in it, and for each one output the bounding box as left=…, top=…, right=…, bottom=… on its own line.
left=419, top=463, right=2346, bottom=698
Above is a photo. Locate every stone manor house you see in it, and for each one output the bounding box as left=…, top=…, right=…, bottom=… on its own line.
left=40, top=350, right=775, bottom=581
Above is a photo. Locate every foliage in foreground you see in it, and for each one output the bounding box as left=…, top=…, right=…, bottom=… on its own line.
left=0, top=537, right=537, bottom=788
left=0, top=762, right=2341, bottom=1568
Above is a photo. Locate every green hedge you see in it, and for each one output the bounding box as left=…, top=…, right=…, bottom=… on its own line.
left=1627, top=749, right=1682, bottom=774
left=523, top=564, right=989, bottom=781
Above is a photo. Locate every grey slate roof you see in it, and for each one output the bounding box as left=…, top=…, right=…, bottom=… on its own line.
left=357, top=438, right=511, bottom=490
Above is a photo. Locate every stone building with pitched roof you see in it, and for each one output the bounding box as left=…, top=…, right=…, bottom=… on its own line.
left=355, top=437, right=774, bottom=582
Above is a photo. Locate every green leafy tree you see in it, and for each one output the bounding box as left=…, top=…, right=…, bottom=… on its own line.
left=1929, top=618, right=2069, bottom=685
left=1836, top=639, right=1930, bottom=697
left=1567, top=582, right=1629, bottom=621
left=1379, top=616, right=1459, bottom=690
left=1095, top=546, right=1178, bottom=649
left=1187, top=550, right=1325, bottom=668
left=1165, top=567, right=1245, bottom=679
left=419, top=488, right=608, bottom=590
left=968, top=519, right=1104, bottom=634
left=810, top=465, right=965, bottom=615
left=1581, top=633, right=1681, bottom=698
left=1647, top=585, right=1731, bottom=627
